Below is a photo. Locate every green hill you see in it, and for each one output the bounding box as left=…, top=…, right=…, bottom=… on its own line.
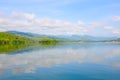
left=0, top=32, right=33, bottom=53
left=0, top=32, right=60, bottom=53
left=0, top=32, right=32, bottom=45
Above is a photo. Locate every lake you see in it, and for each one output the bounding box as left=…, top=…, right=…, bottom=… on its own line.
left=0, top=42, right=120, bottom=80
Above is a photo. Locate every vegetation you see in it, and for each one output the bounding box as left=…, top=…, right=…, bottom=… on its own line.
left=100, top=38, right=120, bottom=42
left=0, top=32, right=60, bottom=53
left=0, top=32, right=32, bottom=45
left=39, top=38, right=59, bottom=47
left=0, top=32, right=33, bottom=53
left=1, top=31, right=120, bottom=53
left=0, top=44, right=29, bottom=53
left=113, top=38, right=120, bottom=42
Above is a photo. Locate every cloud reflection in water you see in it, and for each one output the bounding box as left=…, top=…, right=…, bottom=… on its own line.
left=0, top=43, right=120, bottom=74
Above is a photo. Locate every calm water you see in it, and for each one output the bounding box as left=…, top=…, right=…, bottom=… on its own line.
left=0, top=42, right=120, bottom=80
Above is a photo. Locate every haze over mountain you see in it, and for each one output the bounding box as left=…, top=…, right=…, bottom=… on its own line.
left=6, top=31, right=118, bottom=41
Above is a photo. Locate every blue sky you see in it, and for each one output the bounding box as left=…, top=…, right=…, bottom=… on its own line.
left=0, top=0, right=120, bottom=36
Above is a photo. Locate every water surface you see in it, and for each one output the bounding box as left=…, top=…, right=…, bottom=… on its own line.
left=0, top=42, right=120, bottom=80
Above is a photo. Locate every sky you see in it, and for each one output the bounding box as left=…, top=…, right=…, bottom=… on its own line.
left=0, top=0, right=120, bottom=36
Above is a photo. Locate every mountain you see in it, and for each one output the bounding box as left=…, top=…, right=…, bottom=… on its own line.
left=6, top=31, right=119, bottom=41
left=5, top=31, right=94, bottom=40
left=43, top=34, right=118, bottom=41
left=6, top=31, right=40, bottom=37
left=6, top=31, right=56, bottom=38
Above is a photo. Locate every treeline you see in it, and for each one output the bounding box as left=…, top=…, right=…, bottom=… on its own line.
left=0, top=32, right=60, bottom=53
left=0, top=32, right=60, bottom=45
left=39, top=38, right=58, bottom=44
left=0, top=40, right=26, bottom=45
left=0, top=32, right=31, bottom=45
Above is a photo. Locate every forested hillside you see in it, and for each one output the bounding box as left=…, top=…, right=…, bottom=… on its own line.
left=0, top=32, right=31, bottom=45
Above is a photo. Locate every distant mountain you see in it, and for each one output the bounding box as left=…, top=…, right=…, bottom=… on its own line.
left=6, top=31, right=119, bottom=41
left=6, top=31, right=40, bottom=37
left=5, top=31, right=94, bottom=40
left=47, top=35, right=118, bottom=41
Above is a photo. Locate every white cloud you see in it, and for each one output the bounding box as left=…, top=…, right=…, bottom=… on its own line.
left=112, top=30, right=120, bottom=35
left=0, top=12, right=88, bottom=35
left=0, top=11, right=120, bottom=36
left=77, top=20, right=85, bottom=26
left=103, top=26, right=120, bottom=35
left=11, top=12, right=35, bottom=20
left=0, top=12, right=4, bottom=17
left=104, top=26, right=113, bottom=30
left=112, top=16, right=120, bottom=22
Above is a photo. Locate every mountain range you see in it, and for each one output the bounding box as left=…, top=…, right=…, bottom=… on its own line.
left=6, top=31, right=119, bottom=41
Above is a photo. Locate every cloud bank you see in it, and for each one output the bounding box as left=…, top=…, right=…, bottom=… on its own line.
left=0, top=12, right=120, bottom=36
left=112, top=16, right=120, bottom=22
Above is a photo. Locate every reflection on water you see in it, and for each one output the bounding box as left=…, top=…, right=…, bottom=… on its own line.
left=0, top=41, right=60, bottom=54
left=0, top=44, right=28, bottom=54
left=0, top=42, right=120, bottom=80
